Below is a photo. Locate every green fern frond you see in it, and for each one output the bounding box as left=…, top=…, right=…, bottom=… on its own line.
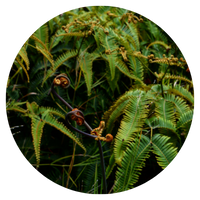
left=36, top=45, right=54, bottom=67
left=26, top=101, right=39, bottom=115
left=164, top=94, right=190, bottom=118
left=31, top=117, right=45, bottom=166
left=152, top=117, right=180, bottom=141
left=42, top=50, right=77, bottom=84
left=6, top=100, right=27, bottom=114
left=168, top=85, right=194, bottom=105
left=79, top=52, right=95, bottom=96
left=114, top=134, right=151, bottom=192
left=18, top=45, right=30, bottom=70
left=49, top=29, right=66, bottom=50
left=147, top=41, right=171, bottom=50
left=152, top=134, right=178, bottom=169
left=39, top=106, right=65, bottom=119
left=114, top=90, right=149, bottom=165
left=98, top=28, right=118, bottom=80
left=34, top=24, right=49, bottom=49
left=152, top=117, right=176, bottom=132
left=155, top=98, right=176, bottom=124
left=106, top=98, right=129, bottom=133
left=164, top=75, right=193, bottom=86
left=177, top=110, right=197, bottom=129
left=145, top=20, right=160, bottom=39
left=125, top=22, right=140, bottom=50
left=44, top=113, right=86, bottom=154
left=128, top=55, right=144, bottom=83
left=53, top=49, right=78, bottom=71
left=102, top=89, right=136, bottom=125
left=15, top=56, right=30, bottom=83
left=31, top=35, right=49, bottom=51
left=115, top=58, right=133, bottom=78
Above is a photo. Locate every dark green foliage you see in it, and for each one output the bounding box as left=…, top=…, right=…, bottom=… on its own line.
left=6, top=6, right=193, bottom=193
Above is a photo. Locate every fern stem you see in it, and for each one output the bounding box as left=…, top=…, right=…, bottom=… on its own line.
left=50, top=81, right=107, bottom=194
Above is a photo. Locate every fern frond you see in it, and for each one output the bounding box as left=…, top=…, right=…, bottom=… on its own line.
left=98, top=28, right=118, bottom=80
left=147, top=41, right=171, bottom=50
left=168, top=85, right=194, bottom=105
left=115, top=58, right=132, bottom=78
left=177, top=110, right=197, bottom=129
left=125, top=22, right=140, bottom=50
left=152, top=134, right=177, bottom=169
left=31, top=117, right=45, bottom=166
left=34, top=24, right=49, bottom=49
left=102, top=89, right=137, bottom=128
left=42, top=50, right=77, bottom=84
left=36, top=45, right=54, bottom=67
left=128, top=55, right=144, bottom=83
left=44, top=113, right=86, bottom=153
left=49, top=29, right=66, bottom=50
left=26, top=102, right=39, bottom=115
left=18, top=45, right=30, bottom=70
left=152, top=117, right=180, bottom=141
left=15, top=56, right=30, bottom=83
left=31, top=35, right=48, bottom=51
left=79, top=52, right=95, bottom=96
left=39, top=106, right=65, bottom=119
left=114, top=90, right=149, bottom=165
left=164, top=75, right=193, bottom=86
left=145, top=20, right=160, bottom=39
left=6, top=100, right=27, bottom=114
left=155, top=98, right=176, bottom=124
left=164, top=94, right=190, bottom=118
left=152, top=117, right=176, bottom=132
left=114, top=134, right=151, bottom=192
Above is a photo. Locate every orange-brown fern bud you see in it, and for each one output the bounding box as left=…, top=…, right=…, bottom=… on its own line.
left=53, top=78, right=61, bottom=86
left=71, top=108, right=79, bottom=121
left=105, top=134, right=113, bottom=142
left=76, top=117, right=84, bottom=126
left=60, top=77, right=69, bottom=88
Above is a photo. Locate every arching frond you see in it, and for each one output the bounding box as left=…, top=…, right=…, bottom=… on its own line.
left=43, top=113, right=86, bottom=154
left=177, top=110, right=197, bottom=129
left=98, top=28, right=118, bottom=80
left=30, top=117, right=45, bottom=166
left=168, top=85, right=194, bottom=105
left=42, top=50, right=77, bottom=84
left=33, top=24, right=49, bottom=49
left=18, top=45, right=30, bottom=70
left=152, top=134, right=178, bottom=169
left=114, top=90, right=149, bottom=165
left=79, top=52, right=96, bottom=96
left=164, top=75, right=193, bottom=86
left=114, top=134, right=151, bottom=192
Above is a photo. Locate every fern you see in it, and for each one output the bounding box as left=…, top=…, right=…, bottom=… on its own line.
left=177, top=110, right=193, bottom=133
left=114, top=134, right=151, bottom=192
left=79, top=52, right=95, bottom=96
left=33, top=24, right=49, bottom=49
left=18, top=45, right=30, bottom=70
left=98, top=28, right=118, bottom=80
left=30, top=117, right=45, bottom=166
left=42, top=50, right=78, bottom=84
left=152, top=134, right=178, bottom=169
left=14, top=102, right=86, bottom=166
left=114, top=90, right=149, bottom=165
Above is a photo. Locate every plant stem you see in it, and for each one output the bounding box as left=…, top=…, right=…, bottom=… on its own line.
left=50, top=84, right=107, bottom=194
